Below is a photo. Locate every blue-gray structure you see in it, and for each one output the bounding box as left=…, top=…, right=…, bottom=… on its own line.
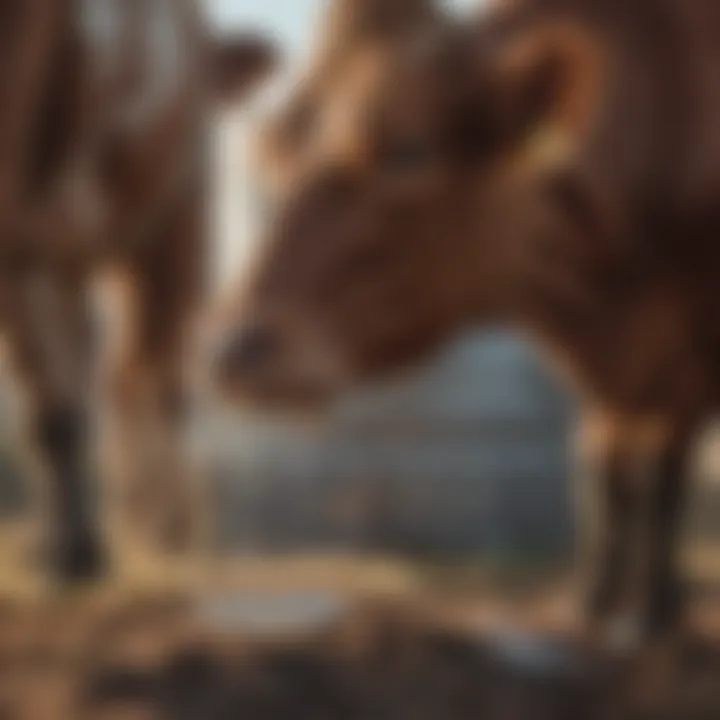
left=209, top=331, right=577, bottom=558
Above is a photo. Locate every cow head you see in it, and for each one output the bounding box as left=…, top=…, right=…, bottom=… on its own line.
left=212, top=0, right=604, bottom=411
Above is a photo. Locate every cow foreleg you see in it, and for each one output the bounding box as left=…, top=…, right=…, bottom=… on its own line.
left=5, top=265, right=104, bottom=584
left=580, top=412, right=642, bottom=637
left=642, top=431, right=692, bottom=639
left=103, top=191, right=206, bottom=559
left=580, top=411, right=692, bottom=645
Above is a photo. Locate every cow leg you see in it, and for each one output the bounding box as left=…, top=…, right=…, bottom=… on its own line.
left=103, top=190, right=206, bottom=557
left=581, top=417, right=642, bottom=630
left=581, top=412, right=692, bottom=644
left=5, top=265, right=104, bottom=584
left=584, top=456, right=637, bottom=623
left=641, top=433, right=692, bottom=639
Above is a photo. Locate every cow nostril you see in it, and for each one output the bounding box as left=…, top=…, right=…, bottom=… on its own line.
left=215, top=323, right=280, bottom=377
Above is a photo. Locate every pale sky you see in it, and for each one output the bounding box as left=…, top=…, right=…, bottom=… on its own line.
left=208, top=0, right=324, bottom=58
left=207, top=0, right=482, bottom=53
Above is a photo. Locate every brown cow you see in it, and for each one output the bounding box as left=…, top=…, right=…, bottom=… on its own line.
left=0, top=0, right=275, bottom=584
left=214, top=0, right=720, bottom=642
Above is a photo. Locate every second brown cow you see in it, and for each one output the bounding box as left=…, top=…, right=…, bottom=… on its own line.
left=0, top=0, right=274, bottom=583
left=214, top=0, right=720, bottom=643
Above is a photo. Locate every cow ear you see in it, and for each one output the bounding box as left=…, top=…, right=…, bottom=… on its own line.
left=492, top=22, right=603, bottom=175
left=212, top=35, right=278, bottom=105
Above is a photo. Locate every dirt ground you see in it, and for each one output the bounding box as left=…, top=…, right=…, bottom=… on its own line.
left=1, top=522, right=720, bottom=720
left=1, top=565, right=720, bottom=720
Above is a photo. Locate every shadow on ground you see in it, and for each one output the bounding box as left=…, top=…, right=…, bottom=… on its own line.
left=0, top=591, right=719, bottom=720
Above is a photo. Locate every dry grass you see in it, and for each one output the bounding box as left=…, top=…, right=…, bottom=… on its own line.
left=1, top=522, right=720, bottom=719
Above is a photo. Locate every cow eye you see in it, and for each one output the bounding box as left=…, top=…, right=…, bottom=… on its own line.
left=381, top=137, right=433, bottom=173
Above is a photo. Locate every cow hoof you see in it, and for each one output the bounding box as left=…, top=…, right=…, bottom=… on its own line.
left=151, top=508, right=202, bottom=557
left=115, top=500, right=201, bottom=559
left=588, top=611, right=683, bottom=657
left=52, top=537, right=108, bottom=586
left=485, top=626, right=593, bottom=680
left=596, top=616, right=645, bottom=655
